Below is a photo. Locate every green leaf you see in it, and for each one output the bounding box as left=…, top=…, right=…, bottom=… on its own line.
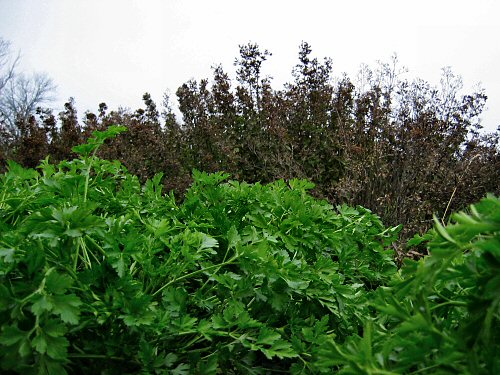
left=164, top=352, right=178, bottom=368
left=0, top=325, right=28, bottom=346
left=259, top=339, right=297, bottom=360
left=433, top=215, right=457, bottom=245
left=0, top=284, right=13, bottom=311
left=398, top=312, right=433, bottom=335
left=43, top=358, right=69, bottom=375
left=18, top=338, right=32, bottom=357
left=226, top=226, right=241, bottom=249
left=173, top=315, right=198, bottom=331
left=171, top=363, right=190, bottom=375
left=46, top=272, right=73, bottom=295
left=0, top=247, right=15, bottom=263
left=31, top=294, right=54, bottom=317
left=198, top=355, right=218, bottom=375
left=63, top=228, right=83, bottom=237
left=288, top=179, right=315, bottom=191
left=284, top=278, right=310, bottom=290
left=32, top=331, right=69, bottom=360
left=32, top=333, right=48, bottom=354
left=45, top=335, right=69, bottom=360
left=51, top=294, right=82, bottom=324
left=255, top=327, right=298, bottom=360
left=72, top=125, right=127, bottom=156
left=256, top=327, right=281, bottom=346
left=72, top=142, right=97, bottom=157
left=94, top=125, right=127, bottom=141
left=43, top=320, right=67, bottom=338
left=406, top=233, right=431, bottom=248
left=359, top=320, right=373, bottom=362
left=200, top=234, right=218, bottom=250
left=109, top=251, right=127, bottom=278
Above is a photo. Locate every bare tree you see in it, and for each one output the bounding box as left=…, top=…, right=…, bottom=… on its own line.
left=0, top=38, right=19, bottom=92
left=0, top=73, right=56, bottom=135
left=0, top=38, right=56, bottom=137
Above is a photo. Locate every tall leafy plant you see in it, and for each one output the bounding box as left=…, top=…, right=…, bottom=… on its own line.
left=0, top=128, right=401, bottom=373
left=317, top=195, right=500, bottom=374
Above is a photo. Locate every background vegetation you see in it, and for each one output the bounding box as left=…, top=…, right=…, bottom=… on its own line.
left=1, top=41, right=499, bottom=258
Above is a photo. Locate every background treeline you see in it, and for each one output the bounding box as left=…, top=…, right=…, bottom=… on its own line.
left=1, top=42, right=499, bottom=256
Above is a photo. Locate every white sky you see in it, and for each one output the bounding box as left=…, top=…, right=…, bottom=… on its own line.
left=0, top=0, right=499, bottom=132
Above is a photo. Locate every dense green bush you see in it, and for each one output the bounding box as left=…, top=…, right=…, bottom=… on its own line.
left=317, top=195, right=500, bottom=374
left=0, top=128, right=400, bottom=373
left=0, top=128, right=498, bottom=373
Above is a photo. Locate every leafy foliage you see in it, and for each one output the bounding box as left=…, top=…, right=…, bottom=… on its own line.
left=317, top=195, right=500, bottom=374
left=0, top=129, right=402, bottom=373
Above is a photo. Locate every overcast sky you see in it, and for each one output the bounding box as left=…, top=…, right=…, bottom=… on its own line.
left=1, top=0, right=499, bottom=132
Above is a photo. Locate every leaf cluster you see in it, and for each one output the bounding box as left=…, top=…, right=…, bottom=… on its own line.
left=0, top=129, right=401, bottom=373
left=316, top=195, right=500, bottom=374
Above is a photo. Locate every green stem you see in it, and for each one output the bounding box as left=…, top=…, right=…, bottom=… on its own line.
left=85, top=235, right=107, bottom=257
left=0, top=189, right=7, bottom=209
left=68, top=354, right=133, bottom=362
left=152, top=256, right=237, bottom=297
left=83, top=148, right=100, bottom=203
left=430, top=300, right=467, bottom=310
left=431, top=325, right=454, bottom=344
left=5, top=192, right=37, bottom=222
left=130, top=260, right=137, bottom=276
left=409, top=363, right=443, bottom=374
left=197, top=245, right=234, bottom=294
left=81, top=236, right=101, bottom=266
left=180, top=334, right=204, bottom=350
left=73, top=239, right=80, bottom=272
